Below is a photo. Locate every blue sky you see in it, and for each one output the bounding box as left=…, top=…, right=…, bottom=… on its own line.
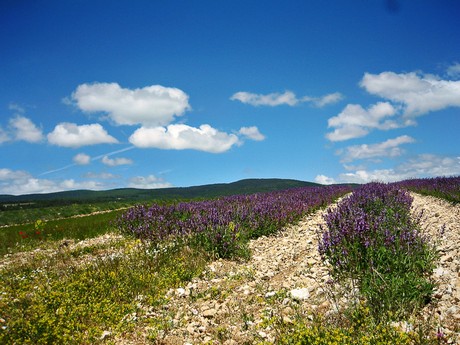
left=1, top=0, right=459, bottom=195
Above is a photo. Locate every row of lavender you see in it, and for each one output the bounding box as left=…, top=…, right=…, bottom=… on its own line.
left=394, top=176, right=460, bottom=203
left=116, top=185, right=351, bottom=258
left=318, top=182, right=438, bottom=320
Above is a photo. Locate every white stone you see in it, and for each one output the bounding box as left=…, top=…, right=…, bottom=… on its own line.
left=290, top=288, right=310, bottom=301
left=176, top=287, right=186, bottom=297
left=100, top=331, right=112, bottom=340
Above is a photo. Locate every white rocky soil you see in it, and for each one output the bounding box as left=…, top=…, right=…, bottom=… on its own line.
left=411, top=193, right=460, bottom=340
left=116, top=193, right=460, bottom=344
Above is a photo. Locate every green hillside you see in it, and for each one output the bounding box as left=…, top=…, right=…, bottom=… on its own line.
left=0, top=178, right=335, bottom=226
left=0, top=178, right=320, bottom=204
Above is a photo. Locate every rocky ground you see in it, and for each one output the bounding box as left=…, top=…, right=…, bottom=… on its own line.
left=3, top=193, right=457, bottom=344
left=411, top=193, right=460, bottom=339
left=115, top=193, right=460, bottom=344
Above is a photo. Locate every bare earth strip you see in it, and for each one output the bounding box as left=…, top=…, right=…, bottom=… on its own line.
left=411, top=193, right=460, bottom=339
left=117, top=193, right=460, bottom=344
left=118, top=201, right=336, bottom=344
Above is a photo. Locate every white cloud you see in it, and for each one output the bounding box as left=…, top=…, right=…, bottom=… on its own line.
left=0, top=127, right=9, bottom=144
left=231, top=91, right=299, bottom=106
left=128, top=175, right=173, bottom=189
left=238, top=126, right=266, bottom=141
left=339, top=169, right=405, bottom=183
left=302, top=92, right=344, bottom=107
left=339, top=135, right=415, bottom=163
left=73, top=153, right=91, bottom=165
left=83, top=172, right=119, bottom=179
left=0, top=168, right=107, bottom=195
left=8, top=103, right=25, bottom=114
left=397, top=154, right=460, bottom=177
left=446, top=62, right=460, bottom=79
left=317, top=154, right=460, bottom=184
left=231, top=91, right=343, bottom=107
left=129, top=124, right=240, bottom=153
left=101, top=155, right=133, bottom=166
left=71, top=82, right=190, bottom=126
left=47, top=123, right=118, bottom=148
left=0, top=168, right=31, bottom=181
left=59, top=179, right=105, bottom=191
left=8, top=116, right=44, bottom=143
left=314, top=174, right=336, bottom=185
left=360, top=71, right=460, bottom=117
left=326, top=102, right=398, bottom=141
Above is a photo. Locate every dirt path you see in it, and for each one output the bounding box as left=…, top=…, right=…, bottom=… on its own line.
left=119, top=202, right=335, bottom=344
left=115, top=193, right=460, bottom=344
left=410, top=193, right=460, bottom=339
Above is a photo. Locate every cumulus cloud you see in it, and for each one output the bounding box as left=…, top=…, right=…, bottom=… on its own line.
left=47, top=123, right=118, bottom=148
left=231, top=91, right=299, bottom=106
left=101, top=155, right=133, bottom=166
left=326, top=102, right=398, bottom=141
left=360, top=71, right=460, bottom=117
left=316, top=154, right=460, bottom=184
left=238, top=126, right=266, bottom=141
left=128, top=175, right=173, bottom=189
left=314, top=174, right=337, bottom=185
left=0, top=168, right=107, bottom=195
left=446, top=62, right=460, bottom=79
left=397, top=154, right=460, bottom=177
left=129, top=124, right=240, bottom=153
left=0, top=168, right=31, bottom=181
left=71, top=82, right=190, bottom=126
left=302, top=92, right=344, bottom=107
left=2, top=116, right=43, bottom=143
left=339, top=135, right=415, bottom=163
left=230, top=91, right=343, bottom=107
left=73, top=153, right=91, bottom=165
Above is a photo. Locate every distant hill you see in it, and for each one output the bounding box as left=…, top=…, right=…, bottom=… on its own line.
left=0, top=178, right=323, bottom=204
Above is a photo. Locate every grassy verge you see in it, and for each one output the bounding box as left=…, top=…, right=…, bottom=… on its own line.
left=0, top=236, right=209, bottom=344
left=0, top=210, right=125, bottom=256
left=0, top=201, right=134, bottom=226
left=1, top=187, right=350, bottom=344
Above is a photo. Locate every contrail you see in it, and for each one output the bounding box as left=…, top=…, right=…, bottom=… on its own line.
left=39, top=163, right=77, bottom=176
left=92, top=145, right=135, bottom=161
left=39, top=145, right=136, bottom=176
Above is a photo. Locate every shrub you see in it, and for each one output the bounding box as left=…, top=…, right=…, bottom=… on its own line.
left=394, top=176, right=460, bottom=204
left=116, top=186, right=351, bottom=259
left=318, top=183, right=438, bottom=320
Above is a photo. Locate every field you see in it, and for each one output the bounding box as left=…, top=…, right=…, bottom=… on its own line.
left=0, top=177, right=459, bottom=344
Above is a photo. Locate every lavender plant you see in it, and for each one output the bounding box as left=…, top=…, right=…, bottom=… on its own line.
left=116, top=186, right=351, bottom=259
left=395, top=176, right=460, bottom=204
left=319, top=183, right=438, bottom=320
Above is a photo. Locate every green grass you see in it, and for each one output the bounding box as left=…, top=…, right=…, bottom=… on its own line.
left=0, top=185, right=455, bottom=344
left=0, top=201, right=132, bottom=226
left=0, top=210, right=125, bottom=256
left=0, top=236, right=209, bottom=344
left=271, top=303, right=445, bottom=345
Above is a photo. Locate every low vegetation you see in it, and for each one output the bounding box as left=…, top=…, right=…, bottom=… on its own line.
left=0, top=210, right=124, bottom=256
left=116, top=186, right=350, bottom=259
left=319, top=182, right=438, bottom=320
left=395, top=176, right=460, bottom=204
left=1, top=177, right=458, bottom=344
left=1, top=185, right=350, bottom=344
